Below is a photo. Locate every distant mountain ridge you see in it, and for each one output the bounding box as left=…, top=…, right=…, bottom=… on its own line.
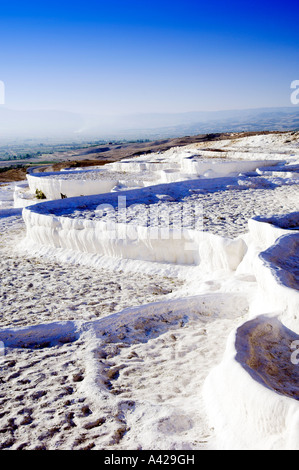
left=0, top=106, right=298, bottom=142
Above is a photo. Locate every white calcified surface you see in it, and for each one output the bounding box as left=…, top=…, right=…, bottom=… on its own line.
left=0, top=131, right=299, bottom=450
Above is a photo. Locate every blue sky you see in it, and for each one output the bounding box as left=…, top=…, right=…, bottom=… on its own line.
left=0, top=0, right=298, bottom=116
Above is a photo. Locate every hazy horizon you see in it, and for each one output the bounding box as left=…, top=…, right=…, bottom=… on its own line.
left=0, top=105, right=298, bottom=144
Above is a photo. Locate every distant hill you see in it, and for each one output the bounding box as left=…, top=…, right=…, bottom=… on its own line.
left=91, top=107, right=299, bottom=139
left=0, top=106, right=298, bottom=142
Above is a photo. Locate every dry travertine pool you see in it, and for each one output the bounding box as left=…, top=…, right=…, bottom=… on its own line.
left=50, top=176, right=299, bottom=238
left=0, top=216, right=182, bottom=329
left=236, top=316, right=299, bottom=401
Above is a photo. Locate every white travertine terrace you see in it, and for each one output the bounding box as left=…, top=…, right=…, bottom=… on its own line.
left=21, top=138, right=286, bottom=203
left=7, top=132, right=299, bottom=449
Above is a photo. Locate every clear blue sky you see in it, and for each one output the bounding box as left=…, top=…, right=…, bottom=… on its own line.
left=0, top=0, right=298, bottom=116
